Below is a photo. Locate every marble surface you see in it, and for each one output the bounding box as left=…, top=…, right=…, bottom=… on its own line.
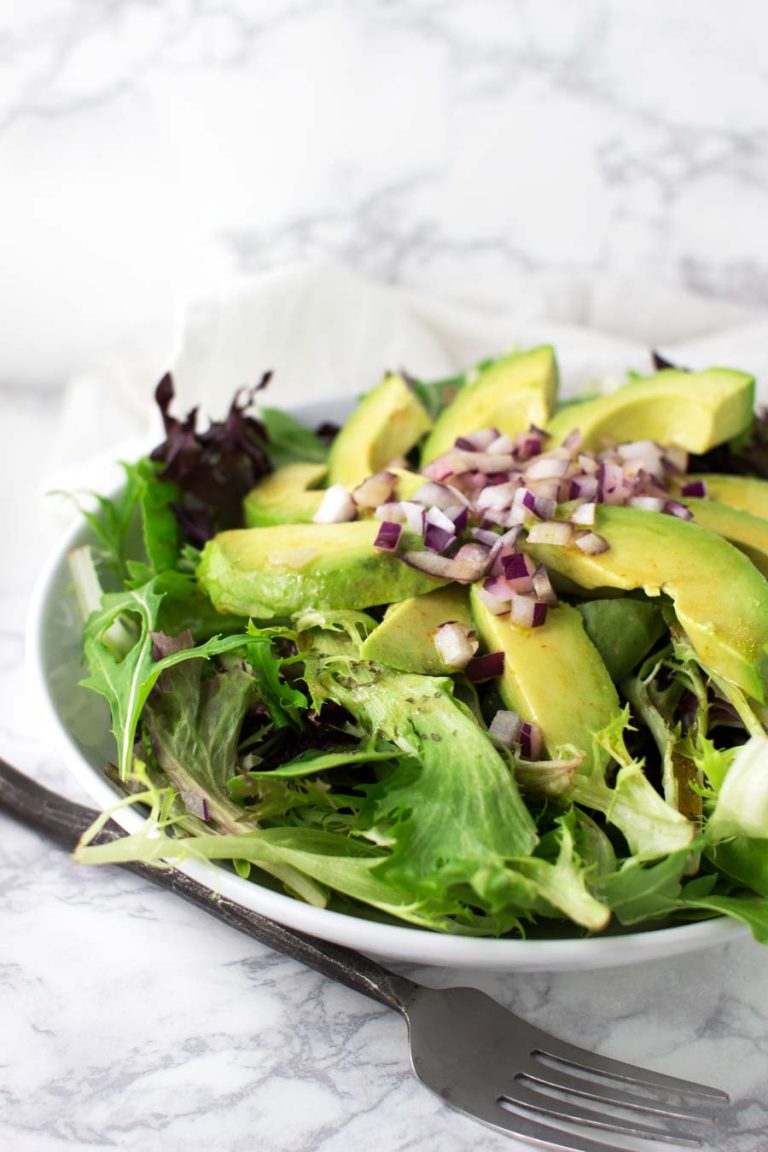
left=3, top=3, right=768, bottom=1151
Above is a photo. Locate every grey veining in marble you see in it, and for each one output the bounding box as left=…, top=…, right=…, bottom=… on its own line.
left=2, top=3, right=768, bottom=1150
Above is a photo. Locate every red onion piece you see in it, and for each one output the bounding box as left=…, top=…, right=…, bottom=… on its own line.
left=519, top=721, right=543, bottom=761
left=433, top=621, right=479, bottom=668
left=510, top=593, right=548, bottom=628
left=680, top=480, right=707, bottom=498
left=570, top=501, right=596, bottom=526
left=569, top=475, right=598, bottom=501
left=526, top=455, right=570, bottom=481
left=628, top=495, right=666, bottom=513
left=181, top=790, right=210, bottom=822
left=455, top=428, right=500, bottom=451
left=401, top=541, right=491, bottom=583
left=477, top=481, right=520, bottom=511
left=425, top=505, right=456, bottom=533
left=526, top=521, right=576, bottom=546
left=313, top=484, right=357, bottom=523
left=487, top=432, right=515, bottom=454
left=488, top=709, right=523, bottom=746
left=424, top=523, right=455, bottom=553
left=401, top=501, right=427, bottom=535
left=375, top=501, right=406, bottom=522
left=466, top=651, right=505, bottom=682
left=532, top=564, right=558, bottom=605
left=575, top=531, right=609, bottom=554
left=353, top=470, right=396, bottom=509
left=374, top=521, right=403, bottom=552
left=664, top=500, right=694, bottom=521
left=474, top=584, right=510, bottom=614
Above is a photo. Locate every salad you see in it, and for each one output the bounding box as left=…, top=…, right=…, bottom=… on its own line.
left=70, top=346, right=768, bottom=943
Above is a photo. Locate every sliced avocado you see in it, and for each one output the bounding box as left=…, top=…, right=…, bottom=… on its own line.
left=545, top=368, right=754, bottom=453
left=244, top=462, right=327, bottom=527
left=421, top=346, right=558, bottom=464
left=469, top=592, right=620, bottom=772
left=243, top=464, right=423, bottom=527
left=673, top=473, right=768, bottom=518
left=327, top=373, right=431, bottom=489
left=198, top=521, right=447, bottom=618
left=360, top=586, right=473, bottom=674
left=525, top=505, right=768, bottom=702
left=684, top=499, right=768, bottom=577
left=576, top=599, right=666, bottom=682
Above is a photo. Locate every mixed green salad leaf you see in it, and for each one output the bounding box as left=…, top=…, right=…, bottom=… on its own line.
left=70, top=349, right=768, bottom=942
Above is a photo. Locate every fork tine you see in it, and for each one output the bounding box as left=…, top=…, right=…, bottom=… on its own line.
left=501, top=1082, right=704, bottom=1147
left=472, top=1095, right=680, bottom=1152
left=520, top=1066, right=720, bottom=1122
left=532, top=1036, right=730, bottom=1101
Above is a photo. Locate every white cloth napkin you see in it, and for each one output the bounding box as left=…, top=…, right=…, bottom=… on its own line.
left=48, top=258, right=768, bottom=514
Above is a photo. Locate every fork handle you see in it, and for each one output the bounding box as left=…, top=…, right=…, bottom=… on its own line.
left=0, top=757, right=419, bottom=1015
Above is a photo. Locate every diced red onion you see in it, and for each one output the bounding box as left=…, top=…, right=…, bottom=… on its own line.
left=313, top=484, right=357, bottom=523
left=531, top=564, right=558, bottom=605
left=474, top=584, right=510, bottom=614
left=664, top=500, right=694, bottom=521
left=373, top=521, right=403, bottom=552
left=426, top=505, right=456, bottom=533
left=401, top=542, right=491, bottom=583
left=510, top=593, right=548, bottom=628
left=375, top=501, right=406, bottom=522
left=472, top=527, right=501, bottom=548
left=488, top=709, right=523, bottom=746
left=575, top=531, right=609, bottom=554
left=680, top=480, right=707, bottom=498
left=569, top=475, right=598, bottom=501
left=533, top=495, right=557, bottom=521
left=628, top=495, right=666, bottom=513
left=352, top=470, right=396, bottom=509
left=181, top=791, right=210, bottom=822
left=424, top=523, right=455, bottom=553
left=526, top=521, right=576, bottom=546
left=501, top=551, right=536, bottom=593
left=526, top=455, right=570, bottom=480
left=519, top=721, right=544, bottom=761
left=577, top=453, right=598, bottom=475
left=562, top=429, right=583, bottom=453
left=466, top=651, right=505, bottom=682
left=663, top=445, right=688, bottom=473
left=487, top=432, right=515, bottom=455
left=455, top=428, right=500, bottom=451
left=570, top=501, right=596, bottom=526
left=413, top=481, right=462, bottom=511
left=446, top=505, right=469, bottom=533
left=401, top=501, right=427, bottom=535
left=433, top=621, right=479, bottom=668
left=477, top=481, right=520, bottom=511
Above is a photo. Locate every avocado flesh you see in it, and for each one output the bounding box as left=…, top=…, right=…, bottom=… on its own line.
left=327, top=373, right=431, bottom=489
left=360, top=586, right=473, bottom=674
left=198, top=521, right=448, bottom=618
left=525, top=505, right=768, bottom=702
left=469, top=593, right=620, bottom=773
left=545, top=368, right=754, bottom=453
left=674, top=473, right=768, bottom=518
left=684, top=499, right=768, bottom=578
left=244, top=464, right=424, bottom=528
left=420, top=345, right=558, bottom=464
left=244, top=463, right=327, bottom=527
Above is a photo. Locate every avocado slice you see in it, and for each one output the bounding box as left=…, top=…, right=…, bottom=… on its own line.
left=525, top=505, right=768, bottom=702
left=421, top=346, right=558, bottom=464
left=673, top=473, right=768, bottom=518
left=545, top=367, right=754, bottom=453
left=684, top=499, right=768, bottom=577
left=360, top=586, right=473, bottom=674
left=327, top=373, right=431, bottom=489
left=198, top=521, right=447, bottom=618
left=469, top=593, right=620, bottom=772
left=243, top=464, right=424, bottom=527
left=244, top=462, right=327, bottom=527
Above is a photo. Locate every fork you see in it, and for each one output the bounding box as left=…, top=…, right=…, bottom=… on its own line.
left=0, top=757, right=731, bottom=1151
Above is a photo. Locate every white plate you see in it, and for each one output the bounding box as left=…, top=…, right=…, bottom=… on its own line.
left=26, top=397, right=746, bottom=971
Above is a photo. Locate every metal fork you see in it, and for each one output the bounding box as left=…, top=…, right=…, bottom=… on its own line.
left=0, top=758, right=731, bottom=1151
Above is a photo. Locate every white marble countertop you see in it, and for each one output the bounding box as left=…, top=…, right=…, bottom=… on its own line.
left=3, top=3, right=768, bottom=1151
